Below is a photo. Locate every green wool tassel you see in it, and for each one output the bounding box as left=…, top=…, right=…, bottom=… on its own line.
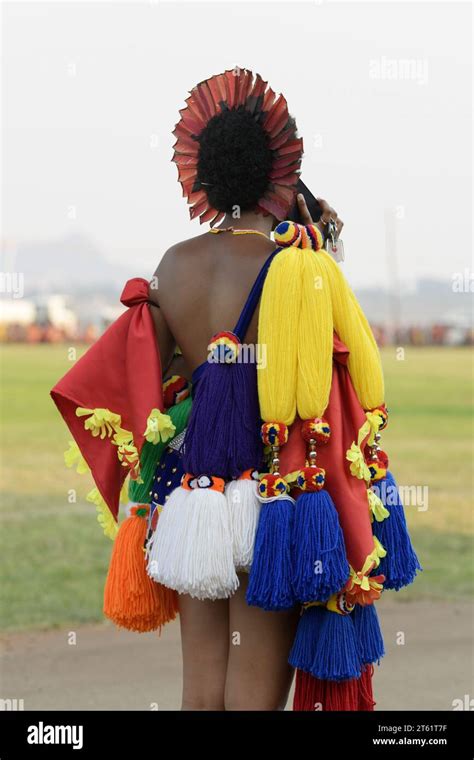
left=129, top=395, right=192, bottom=502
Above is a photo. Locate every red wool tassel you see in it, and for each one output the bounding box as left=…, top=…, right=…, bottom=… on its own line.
left=293, top=667, right=375, bottom=711
left=358, top=664, right=376, bottom=710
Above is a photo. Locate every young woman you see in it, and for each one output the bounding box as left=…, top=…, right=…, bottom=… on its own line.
left=149, top=203, right=343, bottom=711
left=52, top=68, right=420, bottom=712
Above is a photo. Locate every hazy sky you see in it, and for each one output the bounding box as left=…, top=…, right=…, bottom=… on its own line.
left=2, top=0, right=472, bottom=290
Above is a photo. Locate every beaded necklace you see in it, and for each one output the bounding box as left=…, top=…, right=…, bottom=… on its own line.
left=208, top=227, right=271, bottom=240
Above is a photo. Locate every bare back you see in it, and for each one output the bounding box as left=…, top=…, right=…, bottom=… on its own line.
left=150, top=231, right=276, bottom=373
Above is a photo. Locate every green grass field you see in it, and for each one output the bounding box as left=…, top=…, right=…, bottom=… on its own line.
left=0, top=344, right=473, bottom=630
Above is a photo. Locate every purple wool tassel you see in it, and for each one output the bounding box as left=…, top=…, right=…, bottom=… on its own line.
left=183, top=358, right=262, bottom=479
left=149, top=343, right=263, bottom=600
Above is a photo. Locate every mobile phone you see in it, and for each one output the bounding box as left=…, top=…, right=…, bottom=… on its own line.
left=288, top=179, right=323, bottom=224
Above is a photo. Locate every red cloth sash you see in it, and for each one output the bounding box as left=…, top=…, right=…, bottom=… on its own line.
left=50, top=278, right=163, bottom=519
left=279, top=332, right=373, bottom=572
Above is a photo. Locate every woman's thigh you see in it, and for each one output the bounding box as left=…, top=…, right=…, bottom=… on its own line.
left=225, top=573, right=301, bottom=711
left=178, top=593, right=229, bottom=710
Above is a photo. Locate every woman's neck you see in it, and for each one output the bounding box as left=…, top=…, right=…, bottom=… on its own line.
left=216, top=210, right=274, bottom=236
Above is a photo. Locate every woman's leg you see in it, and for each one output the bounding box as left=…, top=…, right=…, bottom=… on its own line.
left=179, top=593, right=229, bottom=710
left=225, top=573, right=301, bottom=711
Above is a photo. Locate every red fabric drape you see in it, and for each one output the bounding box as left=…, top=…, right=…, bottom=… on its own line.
left=279, top=332, right=374, bottom=572
left=51, top=278, right=163, bottom=519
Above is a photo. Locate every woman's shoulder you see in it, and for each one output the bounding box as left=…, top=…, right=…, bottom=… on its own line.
left=150, top=234, right=214, bottom=309
left=159, top=233, right=211, bottom=270
left=154, top=233, right=208, bottom=277
left=166, top=232, right=211, bottom=256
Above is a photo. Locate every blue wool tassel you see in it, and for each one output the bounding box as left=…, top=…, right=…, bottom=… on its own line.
left=372, top=471, right=422, bottom=590
left=288, top=605, right=322, bottom=672
left=289, top=604, right=362, bottom=681
left=292, top=490, right=350, bottom=603
left=310, top=608, right=361, bottom=681
left=352, top=604, right=385, bottom=665
left=246, top=497, right=295, bottom=611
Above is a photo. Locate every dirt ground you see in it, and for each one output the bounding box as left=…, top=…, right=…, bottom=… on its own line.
left=1, top=598, right=472, bottom=711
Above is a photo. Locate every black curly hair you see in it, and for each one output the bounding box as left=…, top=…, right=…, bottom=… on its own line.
left=196, top=106, right=273, bottom=214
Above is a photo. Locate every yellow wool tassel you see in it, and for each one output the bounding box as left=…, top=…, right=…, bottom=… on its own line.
left=258, top=245, right=334, bottom=423
left=346, top=442, right=371, bottom=481
left=144, top=408, right=176, bottom=445
left=258, top=237, right=384, bottom=422
left=76, top=407, right=121, bottom=438
left=103, top=505, right=179, bottom=632
left=64, top=440, right=89, bottom=474
left=258, top=246, right=301, bottom=425
left=86, top=487, right=118, bottom=539
left=296, top=249, right=334, bottom=419
left=367, top=488, right=390, bottom=523
left=86, top=486, right=104, bottom=507
left=322, top=252, right=384, bottom=410
left=96, top=502, right=119, bottom=540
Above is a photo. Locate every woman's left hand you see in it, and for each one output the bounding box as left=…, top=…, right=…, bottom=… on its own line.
left=316, top=197, right=344, bottom=240
left=296, top=194, right=344, bottom=240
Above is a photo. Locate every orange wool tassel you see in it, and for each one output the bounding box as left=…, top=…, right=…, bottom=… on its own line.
left=103, top=505, right=178, bottom=632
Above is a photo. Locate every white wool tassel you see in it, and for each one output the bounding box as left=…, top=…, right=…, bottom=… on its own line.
left=226, top=478, right=261, bottom=571
left=147, top=485, right=238, bottom=600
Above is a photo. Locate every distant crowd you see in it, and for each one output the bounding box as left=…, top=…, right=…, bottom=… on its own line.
left=0, top=322, right=99, bottom=344
left=0, top=321, right=472, bottom=347
left=372, top=324, right=473, bottom=347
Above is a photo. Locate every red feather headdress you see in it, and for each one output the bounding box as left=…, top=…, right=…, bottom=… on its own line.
left=172, top=67, right=304, bottom=225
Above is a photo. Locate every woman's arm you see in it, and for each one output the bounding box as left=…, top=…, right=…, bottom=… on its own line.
left=148, top=262, right=176, bottom=376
